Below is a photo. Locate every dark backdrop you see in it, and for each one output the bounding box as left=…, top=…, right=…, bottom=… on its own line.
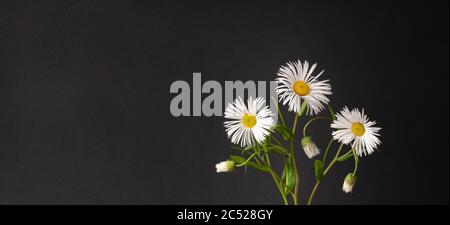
left=0, top=0, right=448, bottom=204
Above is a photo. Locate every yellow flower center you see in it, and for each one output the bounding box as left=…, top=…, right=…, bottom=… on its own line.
left=242, top=114, right=257, bottom=128
left=351, top=122, right=365, bottom=136
left=293, top=81, right=311, bottom=96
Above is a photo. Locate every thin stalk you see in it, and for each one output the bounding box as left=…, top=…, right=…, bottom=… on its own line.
left=254, top=153, right=287, bottom=205
left=307, top=181, right=320, bottom=205
left=270, top=135, right=283, bottom=146
left=307, top=143, right=344, bottom=205
left=322, top=139, right=333, bottom=164
left=324, top=143, right=343, bottom=175
left=265, top=153, right=271, bottom=167
left=327, top=104, right=336, bottom=120
left=268, top=167, right=289, bottom=205
left=290, top=112, right=300, bottom=205
left=292, top=112, right=299, bottom=134
left=352, top=148, right=359, bottom=175
left=236, top=152, right=257, bottom=167
left=302, top=116, right=332, bottom=137
left=272, top=96, right=286, bottom=127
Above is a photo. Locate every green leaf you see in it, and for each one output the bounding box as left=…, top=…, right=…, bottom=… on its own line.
left=229, top=155, right=268, bottom=172
left=266, top=145, right=291, bottom=156
left=314, top=160, right=324, bottom=182
left=300, top=101, right=308, bottom=116
left=231, top=146, right=244, bottom=152
left=336, top=152, right=354, bottom=162
left=274, top=124, right=294, bottom=141
left=282, top=159, right=296, bottom=194
left=229, top=155, right=245, bottom=163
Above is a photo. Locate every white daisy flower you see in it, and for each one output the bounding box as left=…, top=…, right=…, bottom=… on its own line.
left=215, top=160, right=235, bottom=173
left=331, top=107, right=382, bottom=156
left=276, top=60, right=332, bottom=115
left=224, top=96, right=275, bottom=147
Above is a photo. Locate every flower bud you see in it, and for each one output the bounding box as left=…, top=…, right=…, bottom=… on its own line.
left=301, top=136, right=320, bottom=159
left=342, top=173, right=357, bottom=193
left=215, top=160, right=235, bottom=173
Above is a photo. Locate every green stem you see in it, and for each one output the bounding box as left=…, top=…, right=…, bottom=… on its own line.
left=322, top=139, right=334, bottom=164
left=323, top=143, right=343, bottom=175
left=290, top=112, right=300, bottom=205
left=337, top=149, right=353, bottom=159
left=290, top=141, right=299, bottom=205
left=236, top=152, right=257, bottom=167
left=327, top=104, right=336, bottom=120
left=292, top=112, right=299, bottom=134
left=268, top=168, right=289, bottom=205
left=272, top=96, right=286, bottom=127
left=265, top=153, right=271, bottom=167
left=302, top=116, right=332, bottom=137
left=240, top=149, right=264, bottom=166
left=301, top=115, right=333, bottom=164
left=279, top=178, right=295, bottom=196
left=255, top=153, right=266, bottom=166
left=255, top=153, right=288, bottom=205
left=352, top=148, right=359, bottom=175
left=270, top=135, right=283, bottom=146
left=251, top=153, right=262, bottom=165
left=307, top=143, right=344, bottom=205
left=307, top=181, right=320, bottom=205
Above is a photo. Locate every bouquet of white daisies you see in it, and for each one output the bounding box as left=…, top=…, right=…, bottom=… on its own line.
left=215, top=60, right=382, bottom=205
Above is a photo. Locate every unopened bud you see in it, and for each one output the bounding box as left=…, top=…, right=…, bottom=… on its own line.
left=342, top=173, right=357, bottom=193
left=215, top=160, right=235, bottom=173
left=301, top=136, right=320, bottom=159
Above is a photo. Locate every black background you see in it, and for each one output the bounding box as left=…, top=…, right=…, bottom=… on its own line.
left=0, top=0, right=448, bottom=204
